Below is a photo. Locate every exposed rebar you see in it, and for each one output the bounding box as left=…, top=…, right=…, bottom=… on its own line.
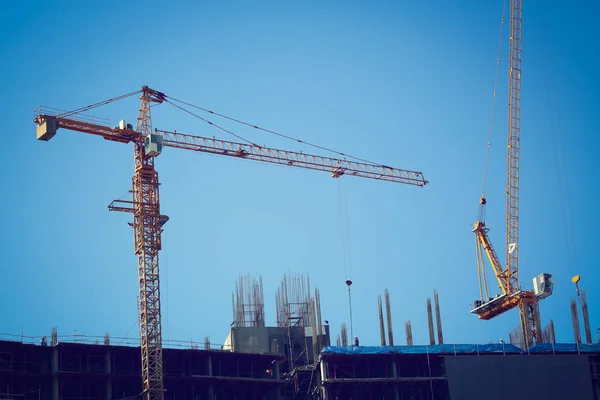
left=385, top=288, right=394, bottom=346
left=570, top=298, right=582, bottom=344
left=232, top=273, right=265, bottom=327
left=434, top=289, right=444, bottom=345
left=426, top=298, right=435, bottom=345
left=405, top=321, right=413, bottom=346
left=378, top=295, right=386, bottom=346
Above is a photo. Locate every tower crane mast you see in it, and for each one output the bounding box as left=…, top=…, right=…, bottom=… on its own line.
left=471, top=0, right=553, bottom=348
left=506, top=0, right=522, bottom=296
left=34, top=87, right=428, bottom=400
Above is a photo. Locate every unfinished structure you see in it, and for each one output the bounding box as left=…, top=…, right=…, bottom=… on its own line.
left=3, top=335, right=599, bottom=400
left=378, top=289, right=395, bottom=347
left=542, top=320, right=556, bottom=344
left=385, top=289, right=394, bottom=346
left=572, top=298, right=583, bottom=344
left=426, top=298, right=435, bottom=345
left=405, top=321, right=413, bottom=346
left=0, top=339, right=285, bottom=400
left=2, top=272, right=599, bottom=400
left=223, top=273, right=330, bottom=398
left=232, top=273, right=266, bottom=328
left=424, top=290, right=445, bottom=346
left=316, top=343, right=600, bottom=399
left=434, top=289, right=444, bottom=345
left=582, top=290, right=593, bottom=344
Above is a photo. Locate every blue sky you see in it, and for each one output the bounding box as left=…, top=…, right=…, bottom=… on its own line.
left=1, top=0, right=598, bottom=348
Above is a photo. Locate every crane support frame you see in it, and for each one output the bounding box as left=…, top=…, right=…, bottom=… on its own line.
left=132, top=87, right=166, bottom=400
left=518, top=296, right=542, bottom=347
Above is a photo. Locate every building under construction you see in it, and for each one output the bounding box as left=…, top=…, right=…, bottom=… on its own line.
left=1, top=274, right=599, bottom=400
left=2, top=333, right=600, bottom=400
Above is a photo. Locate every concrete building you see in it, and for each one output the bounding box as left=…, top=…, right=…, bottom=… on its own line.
left=223, top=325, right=331, bottom=365
left=0, top=339, right=285, bottom=400
left=316, top=344, right=600, bottom=400
left=1, top=338, right=599, bottom=400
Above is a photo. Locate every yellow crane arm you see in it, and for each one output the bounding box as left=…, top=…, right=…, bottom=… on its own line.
left=473, top=221, right=509, bottom=294
left=471, top=220, right=527, bottom=321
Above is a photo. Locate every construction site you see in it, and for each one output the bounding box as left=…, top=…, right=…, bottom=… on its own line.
left=2, top=0, right=599, bottom=399
left=1, top=273, right=599, bottom=399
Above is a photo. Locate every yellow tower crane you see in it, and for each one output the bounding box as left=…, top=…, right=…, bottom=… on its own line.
left=470, top=0, right=553, bottom=348
left=34, top=87, right=428, bottom=400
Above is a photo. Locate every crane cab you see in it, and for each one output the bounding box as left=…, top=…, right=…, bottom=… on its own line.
left=144, top=134, right=163, bottom=157
left=533, top=273, right=553, bottom=300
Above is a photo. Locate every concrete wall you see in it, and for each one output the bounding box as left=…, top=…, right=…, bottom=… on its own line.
left=230, top=327, right=270, bottom=353
left=230, top=326, right=330, bottom=362
left=445, top=354, right=595, bottom=400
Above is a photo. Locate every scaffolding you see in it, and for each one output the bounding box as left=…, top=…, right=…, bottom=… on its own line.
left=276, top=274, right=312, bottom=371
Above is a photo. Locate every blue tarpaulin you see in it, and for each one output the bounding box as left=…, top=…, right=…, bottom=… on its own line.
left=320, top=343, right=524, bottom=356
left=320, top=343, right=600, bottom=357
left=527, top=343, right=600, bottom=354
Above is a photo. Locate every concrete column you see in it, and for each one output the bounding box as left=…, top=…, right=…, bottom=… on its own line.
left=319, top=361, right=328, bottom=400
left=273, top=361, right=281, bottom=400
left=207, top=355, right=214, bottom=399
left=51, top=347, right=59, bottom=400
left=106, top=350, right=112, bottom=400
left=392, top=360, right=399, bottom=400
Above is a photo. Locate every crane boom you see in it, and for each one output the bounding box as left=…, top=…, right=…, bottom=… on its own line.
left=473, top=220, right=534, bottom=321
left=34, top=111, right=428, bottom=186
left=157, top=129, right=427, bottom=185
left=33, top=87, right=428, bottom=400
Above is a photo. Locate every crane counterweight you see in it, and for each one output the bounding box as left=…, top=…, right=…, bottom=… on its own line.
left=36, top=119, right=58, bottom=141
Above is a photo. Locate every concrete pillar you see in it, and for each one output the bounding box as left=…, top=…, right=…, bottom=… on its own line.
left=207, top=355, right=214, bottom=399
left=51, top=347, right=59, bottom=400
left=273, top=361, right=281, bottom=400
left=392, top=360, right=399, bottom=400
left=106, top=350, right=112, bottom=400
left=320, top=361, right=328, bottom=400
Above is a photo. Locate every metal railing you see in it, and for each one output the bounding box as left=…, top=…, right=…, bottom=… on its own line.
left=34, top=106, right=111, bottom=127
left=0, top=332, right=227, bottom=352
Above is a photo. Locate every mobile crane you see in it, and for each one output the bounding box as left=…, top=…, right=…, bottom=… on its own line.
left=34, top=87, right=428, bottom=400
left=470, top=0, right=553, bottom=348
